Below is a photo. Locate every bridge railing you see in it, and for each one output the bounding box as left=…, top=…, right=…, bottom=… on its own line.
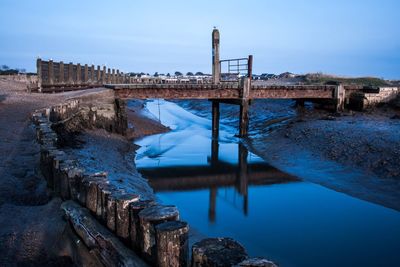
left=219, top=55, right=253, bottom=83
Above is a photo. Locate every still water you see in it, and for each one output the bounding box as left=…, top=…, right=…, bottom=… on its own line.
left=134, top=99, right=400, bottom=267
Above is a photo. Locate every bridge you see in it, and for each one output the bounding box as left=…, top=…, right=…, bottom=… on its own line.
left=36, top=28, right=350, bottom=136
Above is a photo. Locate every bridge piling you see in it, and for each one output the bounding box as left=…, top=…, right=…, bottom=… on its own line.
left=211, top=101, right=220, bottom=139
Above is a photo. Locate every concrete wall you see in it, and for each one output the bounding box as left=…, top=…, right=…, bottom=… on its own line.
left=349, top=87, right=400, bottom=110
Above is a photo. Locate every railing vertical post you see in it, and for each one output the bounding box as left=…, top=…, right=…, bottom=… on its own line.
left=248, top=55, right=253, bottom=80
left=48, top=59, right=54, bottom=85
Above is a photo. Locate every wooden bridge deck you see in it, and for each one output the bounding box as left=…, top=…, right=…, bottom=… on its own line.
left=105, top=83, right=337, bottom=100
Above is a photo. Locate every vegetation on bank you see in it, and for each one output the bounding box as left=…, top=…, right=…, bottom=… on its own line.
left=0, top=65, right=35, bottom=75
left=302, top=73, right=391, bottom=86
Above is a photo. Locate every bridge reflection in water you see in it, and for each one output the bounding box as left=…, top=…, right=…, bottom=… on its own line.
left=138, top=140, right=299, bottom=223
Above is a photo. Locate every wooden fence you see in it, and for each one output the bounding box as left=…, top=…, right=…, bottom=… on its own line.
left=37, top=58, right=136, bottom=92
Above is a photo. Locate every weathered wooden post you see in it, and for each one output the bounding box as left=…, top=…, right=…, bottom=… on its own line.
left=90, top=65, right=95, bottom=84
left=130, top=200, right=156, bottom=251
left=334, top=84, right=345, bottom=112
left=68, top=62, right=74, bottom=84
left=155, top=221, right=189, bottom=267
left=97, top=65, right=101, bottom=84
left=138, top=205, right=179, bottom=263
left=37, top=58, right=42, bottom=92
left=59, top=61, right=64, bottom=84
left=191, top=238, right=248, bottom=266
left=115, top=193, right=140, bottom=241
left=48, top=59, right=54, bottom=86
left=117, top=70, right=120, bottom=83
left=112, top=69, right=115, bottom=84
left=239, top=77, right=250, bottom=136
left=107, top=68, right=111, bottom=83
left=84, top=64, right=89, bottom=84
left=102, top=66, right=107, bottom=84
left=212, top=28, right=220, bottom=84
left=76, top=63, right=81, bottom=85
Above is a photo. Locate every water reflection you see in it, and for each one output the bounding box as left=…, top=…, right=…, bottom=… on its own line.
left=138, top=140, right=299, bottom=223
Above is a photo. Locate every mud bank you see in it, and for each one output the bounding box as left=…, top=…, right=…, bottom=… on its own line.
left=246, top=108, right=400, bottom=211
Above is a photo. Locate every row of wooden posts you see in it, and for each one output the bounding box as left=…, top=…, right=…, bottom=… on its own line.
left=37, top=58, right=136, bottom=89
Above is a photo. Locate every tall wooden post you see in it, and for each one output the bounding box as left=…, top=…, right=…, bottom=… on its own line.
left=247, top=55, right=253, bottom=79
left=90, top=65, right=95, bottom=84
left=107, top=68, right=111, bottom=83
left=117, top=69, right=120, bottom=83
left=112, top=69, right=115, bottom=84
left=212, top=28, right=220, bottom=84
left=59, top=61, right=64, bottom=84
left=76, top=63, right=81, bottom=84
left=68, top=62, right=74, bottom=84
left=84, top=64, right=89, bottom=83
left=97, top=65, right=101, bottom=83
left=239, top=78, right=250, bottom=136
left=48, top=60, right=54, bottom=85
left=335, top=84, right=345, bottom=112
left=102, top=66, right=106, bottom=84
left=37, top=58, right=42, bottom=92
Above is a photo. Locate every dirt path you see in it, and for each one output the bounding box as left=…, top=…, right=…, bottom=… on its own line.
left=0, top=78, right=109, bottom=266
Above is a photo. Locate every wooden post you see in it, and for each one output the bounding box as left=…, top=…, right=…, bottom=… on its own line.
left=97, top=65, right=101, bottom=83
left=117, top=70, right=120, bottom=84
left=155, top=221, right=189, bottom=267
left=76, top=63, right=81, bottom=84
left=112, top=69, right=115, bottom=84
left=68, top=62, right=74, bottom=84
left=238, top=143, right=248, bottom=215
left=90, top=65, right=95, bottom=83
left=102, top=66, right=106, bottom=84
left=212, top=101, right=220, bottom=139
left=212, top=28, right=220, bottom=84
left=115, top=193, right=140, bottom=241
left=138, top=205, right=179, bottom=263
left=84, top=64, right=89, bottom=84
left=247, top=55, right=253, bottom=79
left=107, top=68, right=111, bottom=83
left=130, top=200, right=156, bottom=251
left=239, top=78, right=250, bottom=137
left=59, top=61, right=64, bottom=84
left=334, top=84, right=345, bottom=112
left=48, top=59, right=54, bottom=85
left=37, top=58, right=43, bottom=92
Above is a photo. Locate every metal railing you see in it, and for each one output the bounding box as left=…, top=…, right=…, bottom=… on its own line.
left=219, top=55, right=253, bottom=82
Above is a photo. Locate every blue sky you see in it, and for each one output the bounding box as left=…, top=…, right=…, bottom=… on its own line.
left=1, top=0, right=399, bottom=78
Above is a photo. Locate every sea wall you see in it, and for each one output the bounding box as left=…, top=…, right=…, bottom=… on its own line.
left=31, top=92, right=276, bottom=267
left=349, top=87, right=400, bottom=110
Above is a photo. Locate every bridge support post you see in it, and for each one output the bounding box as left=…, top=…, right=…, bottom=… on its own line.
left=239, top=77, right=251, bottom=137
left=76, top=63, right=81, bottom=85
left=37, top=58, right=42, bottom=92
left=238, top=143, right=248, bottom=215
left=334, top=84, right=345, bottom=112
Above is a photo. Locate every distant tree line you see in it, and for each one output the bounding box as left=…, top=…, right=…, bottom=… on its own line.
left=127, top=71, right=207, bottom=77
left=0, top=65, right=32, bottom=75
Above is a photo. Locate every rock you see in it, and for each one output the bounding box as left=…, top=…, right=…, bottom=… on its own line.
left=191, top=237, right=248, bottom=267
left=235, top=257, right=278, bottom=267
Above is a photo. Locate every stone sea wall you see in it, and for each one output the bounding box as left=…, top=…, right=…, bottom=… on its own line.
left=31, top=93, right=277, bottom=267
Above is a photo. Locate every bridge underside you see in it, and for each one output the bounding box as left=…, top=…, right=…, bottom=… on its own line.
left=106, top=84, right=336, bottom=100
